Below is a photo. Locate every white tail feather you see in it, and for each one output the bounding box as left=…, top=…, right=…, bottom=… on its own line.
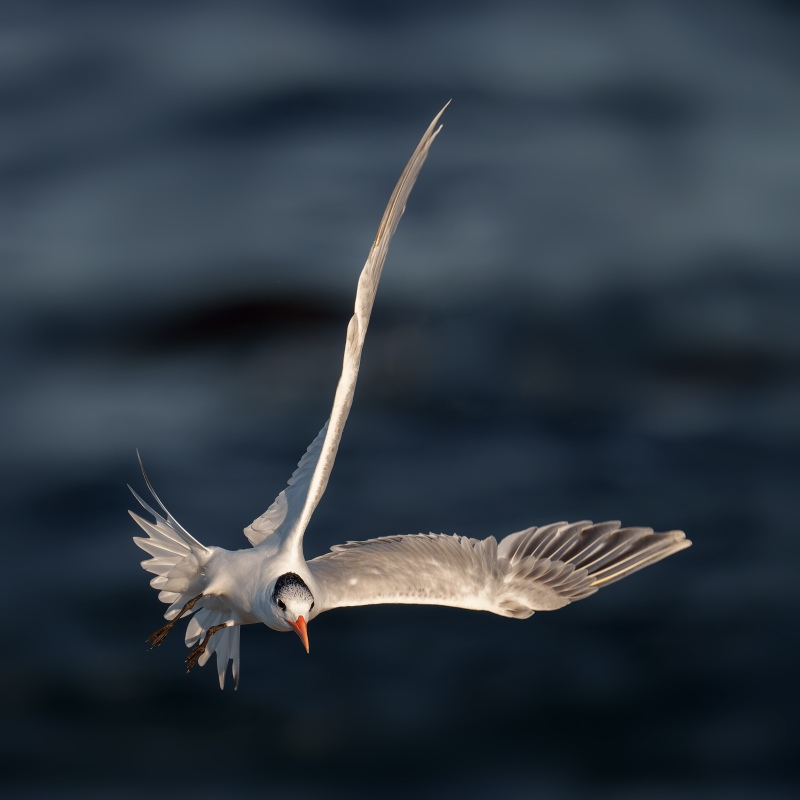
left=184, top=608, right=240, bottom=689
left=130, top=454, right=240, bottom=688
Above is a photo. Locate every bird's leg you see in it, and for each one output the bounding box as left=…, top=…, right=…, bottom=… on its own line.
left=146, top=593, right=203, bottom=650
left=185, top=622, right=229, bottom=674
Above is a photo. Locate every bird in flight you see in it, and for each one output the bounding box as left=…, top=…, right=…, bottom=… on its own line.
left=131, top=103, right=691, bottom=689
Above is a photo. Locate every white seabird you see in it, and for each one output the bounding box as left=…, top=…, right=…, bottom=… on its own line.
left=131, top=103, right=691, bottom=689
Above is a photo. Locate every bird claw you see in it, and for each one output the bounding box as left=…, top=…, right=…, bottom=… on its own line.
left=185, top=645, right=205, bottom=673
left=146, top=622, right=174, bottom=650
left=145, top=594, right=203, bottom=652
left=184, top=623, right=228, bottom=674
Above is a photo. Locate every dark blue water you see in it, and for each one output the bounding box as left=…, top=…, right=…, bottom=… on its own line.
left=3, top=2, right=798, bottom=798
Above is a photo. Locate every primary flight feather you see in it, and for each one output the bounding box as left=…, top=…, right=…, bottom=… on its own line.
left=131, top=103, right=691, bottom=689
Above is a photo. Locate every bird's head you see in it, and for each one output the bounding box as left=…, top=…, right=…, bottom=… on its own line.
left=271, top=572, right=314, bottom=653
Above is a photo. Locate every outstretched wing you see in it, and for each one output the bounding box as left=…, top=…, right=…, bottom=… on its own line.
left=308, top=521, right=691, bottom=618
left=245, top=102, right=449, bottom=553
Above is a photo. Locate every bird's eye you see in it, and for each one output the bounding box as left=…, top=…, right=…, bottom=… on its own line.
left=277, top=599, right=286, bottom=611
left=310, top=601, right=315, bottom=611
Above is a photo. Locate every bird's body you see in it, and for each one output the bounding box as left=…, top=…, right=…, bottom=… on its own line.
left=132, top=103, right=691, bottom=689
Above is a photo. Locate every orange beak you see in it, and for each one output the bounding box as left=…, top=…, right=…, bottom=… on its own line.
left=288, top=616, right=309, bottom=653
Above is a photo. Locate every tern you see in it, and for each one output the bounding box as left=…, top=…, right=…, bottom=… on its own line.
left=132, top=103, right=691, bottom=689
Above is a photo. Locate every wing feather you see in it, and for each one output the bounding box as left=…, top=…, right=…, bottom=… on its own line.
left=244, top=421, right=329, bottom=547
left=309, top=521, right=691, bottom=619
left=244, top=102, right=449, bottom=555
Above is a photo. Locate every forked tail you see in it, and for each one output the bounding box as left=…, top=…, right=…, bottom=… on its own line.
left=130, top=453, right=240, bottom=688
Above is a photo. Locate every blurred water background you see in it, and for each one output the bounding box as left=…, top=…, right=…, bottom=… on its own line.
left=2, top=1, right=799, bottom=798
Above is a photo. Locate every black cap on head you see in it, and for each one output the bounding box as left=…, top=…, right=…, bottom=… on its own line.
left=272, top=572, right=313, bottom=604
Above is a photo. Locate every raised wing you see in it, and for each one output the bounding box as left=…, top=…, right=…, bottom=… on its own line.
left=308, top=521, right=691, bottom=618
left=245, top=102, right=449, bottom=553
left=244, top=420, right=329, bottom=548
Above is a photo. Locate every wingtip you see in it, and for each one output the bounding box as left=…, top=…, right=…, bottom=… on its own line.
left=429, top=100, right=451, bottom=138
left=674, top=531, right=692, bottom=550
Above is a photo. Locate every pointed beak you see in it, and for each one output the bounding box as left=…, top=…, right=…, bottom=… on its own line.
left=288, top=616, right=309, bottom=653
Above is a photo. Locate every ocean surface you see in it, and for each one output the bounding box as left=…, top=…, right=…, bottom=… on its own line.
left=2, top=2, right=798, bottom=798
